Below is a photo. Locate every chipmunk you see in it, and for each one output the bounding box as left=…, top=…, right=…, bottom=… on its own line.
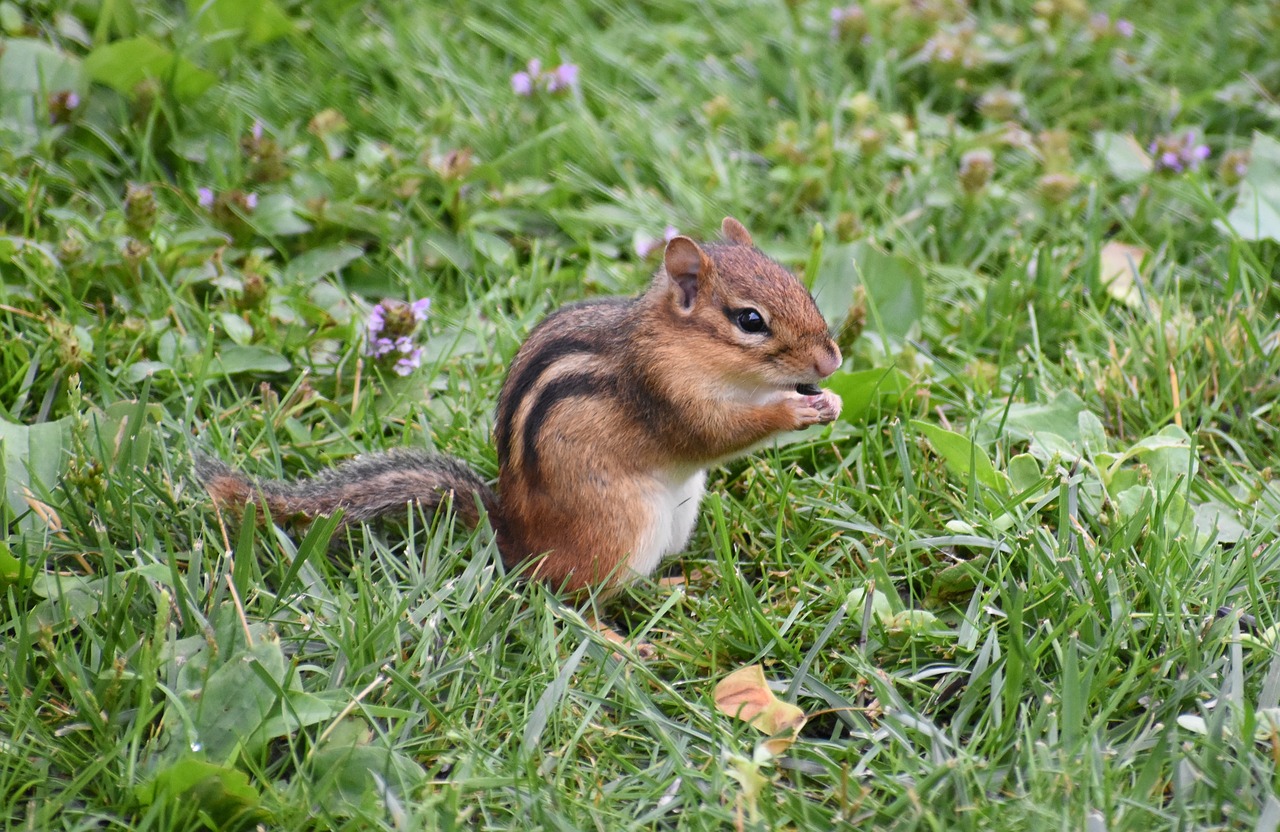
left=198, top=217, right=843, bottom=599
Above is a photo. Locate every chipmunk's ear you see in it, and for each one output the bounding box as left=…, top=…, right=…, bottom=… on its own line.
left=721, top=216, right=754, bottom=247
left=663, top=236, right=713, bottom=313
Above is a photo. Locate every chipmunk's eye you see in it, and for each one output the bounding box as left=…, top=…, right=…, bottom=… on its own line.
left=734, top=308, right=768, bottom=334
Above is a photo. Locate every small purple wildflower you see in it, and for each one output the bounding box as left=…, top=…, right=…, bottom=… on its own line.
left=1090, top=13, right=1135, bottom=39
left=365, top=298, right=432, bottom=374
left=244, top=193, right=258, bottom=210
left=1150, top=132, right=1211, bottom=175
left=394, top=347, right=424, bottom=376
left=65, top=92, right=80, bottom=109
left=368, top=304, right=386, bottom=336
left=546, top=63, right=580, bottom=92
left=197, top=187, right=215, bottom=209
left=252, top=119, right=264, bottom=141
left=511, top=71, right=534, bottom=96
left=513, top=58, right=578, bottom=96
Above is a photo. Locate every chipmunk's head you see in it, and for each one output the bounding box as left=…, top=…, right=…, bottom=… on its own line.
left=654, top=217, right=841, bottom=394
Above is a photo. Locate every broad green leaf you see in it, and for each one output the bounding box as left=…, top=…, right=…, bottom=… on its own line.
left=884, top=609, right=944, bottom=633
left=0, top=415, right=72, bottom=533
left=124, top=360, right=174, bottom=383
left=912, top=420, right=1009, bottom=496
left=189, top=633, right=287, bottom=763
left=187, top=0, right=295, bottom=67
left=825, top=367, right=913, bottom=423
left=1193, top=500, right=1248, bottom=544
left=1007, top=453, right=1043, bottom=495
left=928, top=556, right=986, bottom=603
left=211, top=345, right=291, bottom=375
left=812, top=240, right=925, bottom=339
left=1224, top=132, right=1280, bottom=242
left=1128, top=425, right=1194, bottom=491
left=1077, top=411, right=1109, bottom=454
left=136, top=756, right=266, bottom=827
left=282, top=244, right=364, bottom=284
left=847, top=586, right=893, bottom=631
left=27, top=576, right=100, bottom=633
left=1113, top=485, right=1153, bottom=523
left=249, top=193, right=312, bottom=237
left=1093, top=131, right=1152, bottom=182
left=0, top=540, right=19, bottom=584
left=219, top=312, right=254, bottom=346
left=0, top=38, right=83, bottom=95
left=83, top=37, right=216, bottom=102
left=308, top=724, right=427, bottom=815
left=254, top=691, right=345, bottom=739
left=980, top=390, right=1087, bottom=446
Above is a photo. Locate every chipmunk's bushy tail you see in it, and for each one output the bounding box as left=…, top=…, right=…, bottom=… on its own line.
left=193, top=450, right=499, bottom=529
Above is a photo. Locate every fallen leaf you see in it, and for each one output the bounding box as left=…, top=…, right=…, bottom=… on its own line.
left=714, top=664, right=807, bottom=755
left=1098, top=241, right=1147, bottom=309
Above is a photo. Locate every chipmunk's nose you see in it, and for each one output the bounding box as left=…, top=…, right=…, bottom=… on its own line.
left=814, top=342, right=842, bottom=377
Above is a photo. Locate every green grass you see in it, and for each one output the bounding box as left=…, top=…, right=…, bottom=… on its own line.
left=2, top=0, right=1280, bottom=828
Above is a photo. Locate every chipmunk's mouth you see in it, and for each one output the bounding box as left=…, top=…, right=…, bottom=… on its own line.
left=795, top=383, right=822, bottom=395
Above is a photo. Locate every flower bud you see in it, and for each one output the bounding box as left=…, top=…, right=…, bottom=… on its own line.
left=977, top=88, right=1023, bottom=122
left=958, top=148, right=995, bottom=194
left=124, top=183, right=157, bottom=236
left=1218, top=149, right=1250, bottom=186
left=1037, top=172, right=1078, bottom=205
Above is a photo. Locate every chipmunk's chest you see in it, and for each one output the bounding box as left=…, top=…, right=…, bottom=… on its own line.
left=628, top=468, right=707, bottom=579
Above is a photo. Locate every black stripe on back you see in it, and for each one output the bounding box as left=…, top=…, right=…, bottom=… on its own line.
left=520, top=371, right=614, bottom=482
left=496, top=338, right=598, bottom=463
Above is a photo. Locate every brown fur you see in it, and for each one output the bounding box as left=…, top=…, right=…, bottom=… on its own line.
left=197, top=217, right=841, bottom=597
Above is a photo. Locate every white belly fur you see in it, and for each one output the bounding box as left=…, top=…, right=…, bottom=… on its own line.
left=627, top=468, right=707, bottom=579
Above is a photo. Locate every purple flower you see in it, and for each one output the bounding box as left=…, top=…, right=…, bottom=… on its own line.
left=1115, top=19, right=1134, bottom=37
left=1150, top=132, right=1212, bottom=174
left=244, top=193, right=258, bottom=210
left=367, top=304, right=386, bottom=336
left=394, top=347, right=424, bottom=376
left=197, top=187, right=214, bottom=209
left=65, top=92, right=80, bottom=109
left=547, top=63, right=579, bottom=93
left=513, top=58, right=578, bottom=96
left=366, top=298, right=432, bottom=371
left=367, top=337, right=395, bottom=357
left=663, top=225, right=679, bottom=242
left=511, top=71, right=534, bottom=96
left=252, top=119, right=264, bottom=141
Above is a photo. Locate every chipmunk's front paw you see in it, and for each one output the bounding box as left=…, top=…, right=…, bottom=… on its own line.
left=810, top=389, right=842, bottom=424
left=787, top=389, right=842, bottom=428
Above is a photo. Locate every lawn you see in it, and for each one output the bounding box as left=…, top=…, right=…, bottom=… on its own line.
left=2, top=0, right=1280, bottom=828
